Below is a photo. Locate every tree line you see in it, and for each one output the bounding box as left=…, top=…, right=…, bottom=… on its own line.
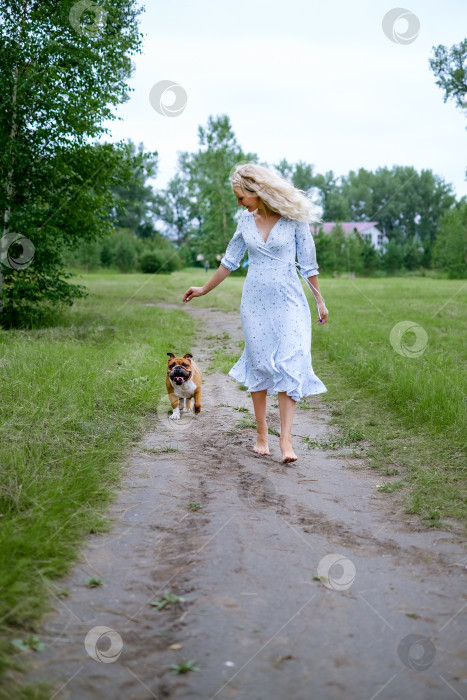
left=1, top=1, right=465, bottom=327
left=67, top=114, right=465, bottom=280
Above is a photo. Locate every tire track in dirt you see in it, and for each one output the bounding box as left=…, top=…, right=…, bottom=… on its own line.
left=21, top=303, right=466, bottom=700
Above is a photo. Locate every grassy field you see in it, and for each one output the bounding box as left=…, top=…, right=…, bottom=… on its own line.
left=0, top=267, right=466, bottom=695
left=0, top=270, right=199, bottom=692
left=306, top=275, right=466, bottom=527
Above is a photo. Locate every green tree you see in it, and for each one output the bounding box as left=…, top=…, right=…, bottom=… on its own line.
left=432, top=199, right=467, bottom=278
left=382, top=239, right=405, bottom=274
left=314, top=230, right=336, bottom=274
left=345, top=230, right=365, bottom=275
left=361, top=237, right=381, bottom=275
left=0, top=0, right=143, bottom=326
left=111, top=140, right=159, bottom=238
left=275, top=159, right=349, bottom=221
left=429, top=39, right=467, bottom=181
left=274, top=160, right=455, bottom=247
left=429, top=39, right=467, bottom=110
left=161, top=115, right=257, bottom=264
left=153, top=173, right=201, bottom=248
left=403, top=234, right=425, bottom=271
left=339, top=166, right=455, bottom=247
left=314, top=224, right=347, bottom=275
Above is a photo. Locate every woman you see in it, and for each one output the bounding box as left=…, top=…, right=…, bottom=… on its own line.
left=183, top=163, right=328, bottom=463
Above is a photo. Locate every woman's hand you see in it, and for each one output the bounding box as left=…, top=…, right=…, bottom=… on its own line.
left=183, top=286, right=205, bottom=303
left=318, top=302, right=328, bottom=324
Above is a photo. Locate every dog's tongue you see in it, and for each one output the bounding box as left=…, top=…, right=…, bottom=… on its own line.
left=174, top=376, right=184, bottom=384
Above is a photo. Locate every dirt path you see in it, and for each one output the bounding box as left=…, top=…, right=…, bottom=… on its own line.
left=23, top=303, right=466, bottom=700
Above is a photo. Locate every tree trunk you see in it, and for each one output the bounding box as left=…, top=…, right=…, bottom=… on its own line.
left=2, top=1, right=28, bottom=239
left=1, top=1, right=28, bottom=315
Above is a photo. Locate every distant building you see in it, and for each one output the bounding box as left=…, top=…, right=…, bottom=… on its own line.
left=311, top=222, right=388, bottom=251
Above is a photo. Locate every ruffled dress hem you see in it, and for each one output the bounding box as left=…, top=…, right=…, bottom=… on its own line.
left=228, top=353, right=327, bottom=403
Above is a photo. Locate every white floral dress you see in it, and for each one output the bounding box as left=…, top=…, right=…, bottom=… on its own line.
left=220, top=210, right=327, bottom=401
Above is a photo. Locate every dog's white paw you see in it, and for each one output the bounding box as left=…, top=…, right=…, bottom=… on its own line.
left=169, top=408, right=181, bottom=420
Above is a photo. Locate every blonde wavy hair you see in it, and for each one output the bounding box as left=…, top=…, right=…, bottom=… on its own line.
left=230, top=163, right=323, bottom=224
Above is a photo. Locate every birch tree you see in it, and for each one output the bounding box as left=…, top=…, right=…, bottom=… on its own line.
left=0, top=0, right=145, bottom=325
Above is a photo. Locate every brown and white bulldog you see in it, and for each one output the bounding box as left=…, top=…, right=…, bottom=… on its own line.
left=166, top=352, right=202, bottom=420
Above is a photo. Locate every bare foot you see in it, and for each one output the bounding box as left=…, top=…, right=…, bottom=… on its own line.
left=254, top=433, right=270, bottom=455
left=280, top=436, right=297, bottom=463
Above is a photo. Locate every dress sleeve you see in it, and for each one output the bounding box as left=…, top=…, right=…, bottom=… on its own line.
left=220, top=214, right=247, bottom=271
left=295, top=220, right=319, bottom=277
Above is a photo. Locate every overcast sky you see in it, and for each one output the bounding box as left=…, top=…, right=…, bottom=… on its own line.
left=103, top=0, right=467, bottom=201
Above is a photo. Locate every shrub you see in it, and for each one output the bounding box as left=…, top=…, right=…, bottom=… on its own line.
left=112, top=231, right=138, bottom=272
left=139, top=249, right=182, bottom=274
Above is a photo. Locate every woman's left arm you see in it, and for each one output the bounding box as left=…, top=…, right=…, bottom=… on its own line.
left=295, top=221, right=328, bottom=324
left=306, top=274, right=328, bottom=324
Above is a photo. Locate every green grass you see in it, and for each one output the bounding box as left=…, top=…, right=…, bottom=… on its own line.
left=72, top=266, right=245, bottom=313
left=312, top=277, right=466, bottom=528
left=0, top=268, right=465, bottom=696
left=150, top=592, right=185, bottom=610
left=170, top=659, right=200, bottom=674
left=0, top=270, right=197, bottom=696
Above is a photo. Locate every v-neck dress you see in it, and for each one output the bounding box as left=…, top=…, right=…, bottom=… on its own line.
left=220, top=210, right=327, bottom=401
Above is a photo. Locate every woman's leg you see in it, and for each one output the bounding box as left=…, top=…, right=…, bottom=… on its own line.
left=278, top=392, right=298, bottom=462
left=250, top=389, right=270, bottom=455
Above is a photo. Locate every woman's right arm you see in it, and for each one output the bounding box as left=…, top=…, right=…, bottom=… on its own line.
left=183, top=264, right=231, bottom=303
left=183, top=215, right=247, bottom=303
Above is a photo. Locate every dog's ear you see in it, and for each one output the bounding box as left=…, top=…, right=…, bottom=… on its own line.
left=183, top=353, right=193, bottom=359
left=167, top=352, right=175, bottom=359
